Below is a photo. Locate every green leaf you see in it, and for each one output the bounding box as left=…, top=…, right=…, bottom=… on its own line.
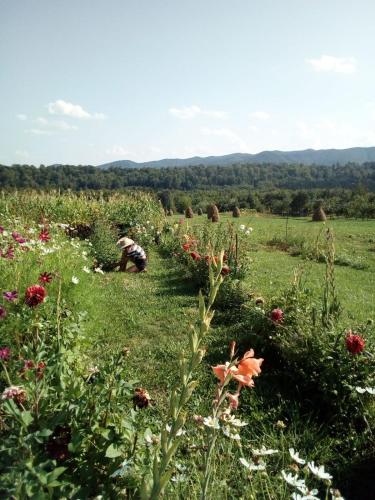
left=105, top=443, right=123, bottom=458
left=21, top=411, right=33, bottom=427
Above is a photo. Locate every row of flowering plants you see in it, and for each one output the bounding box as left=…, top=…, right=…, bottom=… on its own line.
left=0, top=217, right=143, bottom=497
left=234, top=233, right=375, bottom=468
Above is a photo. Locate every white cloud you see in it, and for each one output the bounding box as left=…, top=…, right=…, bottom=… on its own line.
left=250, top=111, right=270, bottom=120
left=16, top=113, right=27, bottom=120
left=34, top=117, right=78, bottom=130
left=306, top=55, right=356, bottom=74
left=169, top=105, right=227, bottom=119
left=47, top=99, right=106, bottom=119
left=105, top=145, right=132, bottom=157
left=25, top=128, right=54, bottom=136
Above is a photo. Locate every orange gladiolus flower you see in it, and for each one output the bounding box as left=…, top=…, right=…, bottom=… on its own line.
left=212, top=363, right=231, bottom=385
left=212, top=350, right=263, bottom=388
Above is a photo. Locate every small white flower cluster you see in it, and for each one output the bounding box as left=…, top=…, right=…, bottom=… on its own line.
left=239, top=224, right=254, bottom=235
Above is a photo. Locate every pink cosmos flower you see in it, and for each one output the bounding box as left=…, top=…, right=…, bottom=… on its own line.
left=3, top=290, right=18, bottom=302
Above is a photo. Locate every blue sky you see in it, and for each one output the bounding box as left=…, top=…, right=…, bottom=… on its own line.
left=1, top=0, right=375, bottom=165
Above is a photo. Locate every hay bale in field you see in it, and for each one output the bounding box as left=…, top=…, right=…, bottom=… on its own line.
left=207, top=204, right=214, bottom=219
left=312, top=201, right=327, bottom=222
left=185, top=207, right=194, bottom=218
left=232, top=206, right=241, bottom=218
left=197, top=207, right=203, bottom=216
left=211, top=204, right=220, bottom=222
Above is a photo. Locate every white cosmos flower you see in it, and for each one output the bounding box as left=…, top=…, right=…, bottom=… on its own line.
left=71, top=276, right=79, bottom=284
left=224, top=415, right=247, bottom=427
left=252, top=445, right=279, bottom=456
left=239, top=457, right=266, bottom=471
left=223, top=427, right=241, bottom=440
left=82, top=266, right=91, bottom=273
left=291, top=493, right=319, bottom=500
left=289, top=448, right=306, bottom=465
left=355, top=387, right=367, bottom=394
left=307, top=461, right=332, bottom=481
left=356, top=386, right=375, bottom=395
left=281, top=471, right=306, bottom=489
left=239, top=224, right=245, bottom=230
left=94, top=267, right=105, bottom=274
left=203, top=416, right=220, bottom=429
left=245, top=230, right=251, bottom=235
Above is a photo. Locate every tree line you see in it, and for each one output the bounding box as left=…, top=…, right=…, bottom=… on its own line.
left=1, top=162, right=375, bottom=191
left=0, top=163, right=374, bottom=218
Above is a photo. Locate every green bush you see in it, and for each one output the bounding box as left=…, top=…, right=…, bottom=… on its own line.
left=89, top=220, right=119, bottom=271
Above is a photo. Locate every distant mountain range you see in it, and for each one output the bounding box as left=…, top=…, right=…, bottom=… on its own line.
left=99, top=146, right=375, bottom=169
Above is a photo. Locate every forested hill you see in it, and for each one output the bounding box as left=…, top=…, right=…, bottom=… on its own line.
left=99, top=146, right=375, bottom=169
left=1, top=162, right=375, bottom=191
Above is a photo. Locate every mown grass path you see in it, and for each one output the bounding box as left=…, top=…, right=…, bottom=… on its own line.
left=80, top=250, right=198, bottom=404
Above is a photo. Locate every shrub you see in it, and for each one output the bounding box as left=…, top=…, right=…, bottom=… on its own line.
left=89, top=219, right=119, bottom=271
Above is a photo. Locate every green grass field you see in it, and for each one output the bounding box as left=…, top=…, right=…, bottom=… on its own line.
left=173, top=213, right=375, bottom=325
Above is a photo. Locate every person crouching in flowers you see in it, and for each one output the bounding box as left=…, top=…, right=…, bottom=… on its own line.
left=117, top=237, right=147, bottom=273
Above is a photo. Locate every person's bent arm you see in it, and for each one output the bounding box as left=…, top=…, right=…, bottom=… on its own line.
left=119, top=251, right=129, bottom=272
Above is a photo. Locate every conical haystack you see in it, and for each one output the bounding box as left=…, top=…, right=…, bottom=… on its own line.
left=232, top=206, right=241, bottom=218
left=185, top=207, right=194, bottom=218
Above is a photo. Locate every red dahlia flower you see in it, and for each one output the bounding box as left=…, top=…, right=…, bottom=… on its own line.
left=25, top=285, right=47, bottom=307
left=190, top=251, right=201, bottom=261
left=346, top=332, right=365, bottom=354
left=39, top=272, right=53, bottom=284
left=271, top=308, right=283, bottom=323
left=182, top=243, right=191, bottom=251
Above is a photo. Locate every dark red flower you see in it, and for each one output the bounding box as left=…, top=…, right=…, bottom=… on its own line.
left=23, top=359, right=35, bottom=370
left=182, top=243, right=191, bottom=251
left=346, top=332, right=365, bottom=354
left=271, top=308, right=283, bottom=323
left=39, top=272, right=53, bottom=284
left=0, top=226, right=4, bottom=233
left=190, top=251, right=201, bottom=261
left=221, top=265, right=231, bottom=275
left=25, top=285, right=47, bottom=307
left=133, top=387, right=151, bottom=409
left=0, top=347, right=10, bottom=360
left=38, top=230, right=50, bottom=242
left=37, top=361, right=46, bottom=379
